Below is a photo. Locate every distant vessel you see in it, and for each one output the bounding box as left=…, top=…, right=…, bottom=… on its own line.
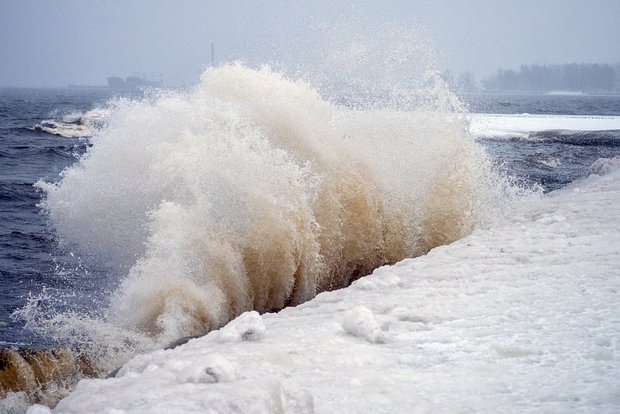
left=107, top=76, right=162, bottom=90
left=67, top=75, right=162, bottom=90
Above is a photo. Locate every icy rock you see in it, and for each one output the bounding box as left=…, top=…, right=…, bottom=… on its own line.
left=26, top=405, right=52, bottom=414
left=588, top=156, right=620, bottom=176
left=280, top=383, right=315, bottom=414
left=352, top=273, right=401, bottom=290
left=143, top=364, right=161, bottom=374
left=217, top=310, right=266, bottom=342
left=342, top=306, right=383, bottom=343
left=352, top=267, right=402, bottom=290
left=176, top=354, right=236, bottom=384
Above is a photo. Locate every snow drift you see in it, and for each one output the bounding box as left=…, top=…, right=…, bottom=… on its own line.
left=38, top=158, right=620, bottom=414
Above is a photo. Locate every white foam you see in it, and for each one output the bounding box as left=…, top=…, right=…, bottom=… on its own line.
left=28, top=120, right=91, bottom=138
left=30, top=108, right=111, bottom=138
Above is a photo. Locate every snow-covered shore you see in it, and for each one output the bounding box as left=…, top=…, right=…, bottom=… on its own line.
left=36, top=161, right=620, bottom=414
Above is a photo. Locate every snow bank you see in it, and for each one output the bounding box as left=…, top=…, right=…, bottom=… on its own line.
left=47, top=162, right=620, bottom=413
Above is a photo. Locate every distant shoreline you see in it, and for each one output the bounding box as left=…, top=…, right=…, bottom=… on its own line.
left=1, top=86, right=619, bottom=99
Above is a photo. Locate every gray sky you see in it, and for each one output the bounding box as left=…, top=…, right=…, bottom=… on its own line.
left=1, top=0, right=619, bottom=87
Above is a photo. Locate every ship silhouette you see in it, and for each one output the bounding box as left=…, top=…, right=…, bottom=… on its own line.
left=107, top=75, right=162, bottom=90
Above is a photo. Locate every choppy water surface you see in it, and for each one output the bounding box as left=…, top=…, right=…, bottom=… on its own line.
left=2, top=90, right=98, bottom=346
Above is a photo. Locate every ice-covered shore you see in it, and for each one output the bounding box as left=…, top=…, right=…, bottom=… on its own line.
left=34, top=161, right=620, bottom=413
left=469, top=113, right=620, bottom=138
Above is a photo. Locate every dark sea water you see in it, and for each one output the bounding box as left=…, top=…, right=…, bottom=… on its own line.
left=0, top=89, right=117, bottom=348
left=467, top=93, right=620, bottom=191
left=0, top=89, right=619, bottom=350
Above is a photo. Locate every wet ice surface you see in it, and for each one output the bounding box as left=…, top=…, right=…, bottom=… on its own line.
left=469, top=113, right=620, bottom=139
left=41, top=164, right=620, bottom=414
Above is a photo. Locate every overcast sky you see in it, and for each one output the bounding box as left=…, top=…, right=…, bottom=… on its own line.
left=1, top=0, right=619, bottom=87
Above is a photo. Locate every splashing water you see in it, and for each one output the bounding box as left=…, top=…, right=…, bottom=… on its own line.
left=1, top=62, right=525, bottom=411
left=32, top=64, right=512, bottom=350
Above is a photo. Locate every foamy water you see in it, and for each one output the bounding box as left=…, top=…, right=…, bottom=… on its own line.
left=33, top=64, right=510, bottom=355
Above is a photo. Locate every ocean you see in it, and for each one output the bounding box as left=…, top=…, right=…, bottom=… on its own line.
left=1, top=66, right=620, bottom=410
left=0, top=89, right=117, bottom=349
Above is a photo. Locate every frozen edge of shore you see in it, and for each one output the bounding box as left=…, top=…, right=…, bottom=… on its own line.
left=41, top=162, right=620, bottom=414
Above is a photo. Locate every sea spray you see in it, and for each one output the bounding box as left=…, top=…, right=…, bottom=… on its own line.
left=36, top=64, right=509, bottom=346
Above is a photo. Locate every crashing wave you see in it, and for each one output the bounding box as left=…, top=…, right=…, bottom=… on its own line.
left=36, top=64, right=512, bottom=345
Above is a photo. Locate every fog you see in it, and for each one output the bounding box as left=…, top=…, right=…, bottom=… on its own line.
left=0, top=0, right=619, bottom=88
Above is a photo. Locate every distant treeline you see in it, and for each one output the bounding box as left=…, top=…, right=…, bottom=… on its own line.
left=482, top=63, right=620, bottom=93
